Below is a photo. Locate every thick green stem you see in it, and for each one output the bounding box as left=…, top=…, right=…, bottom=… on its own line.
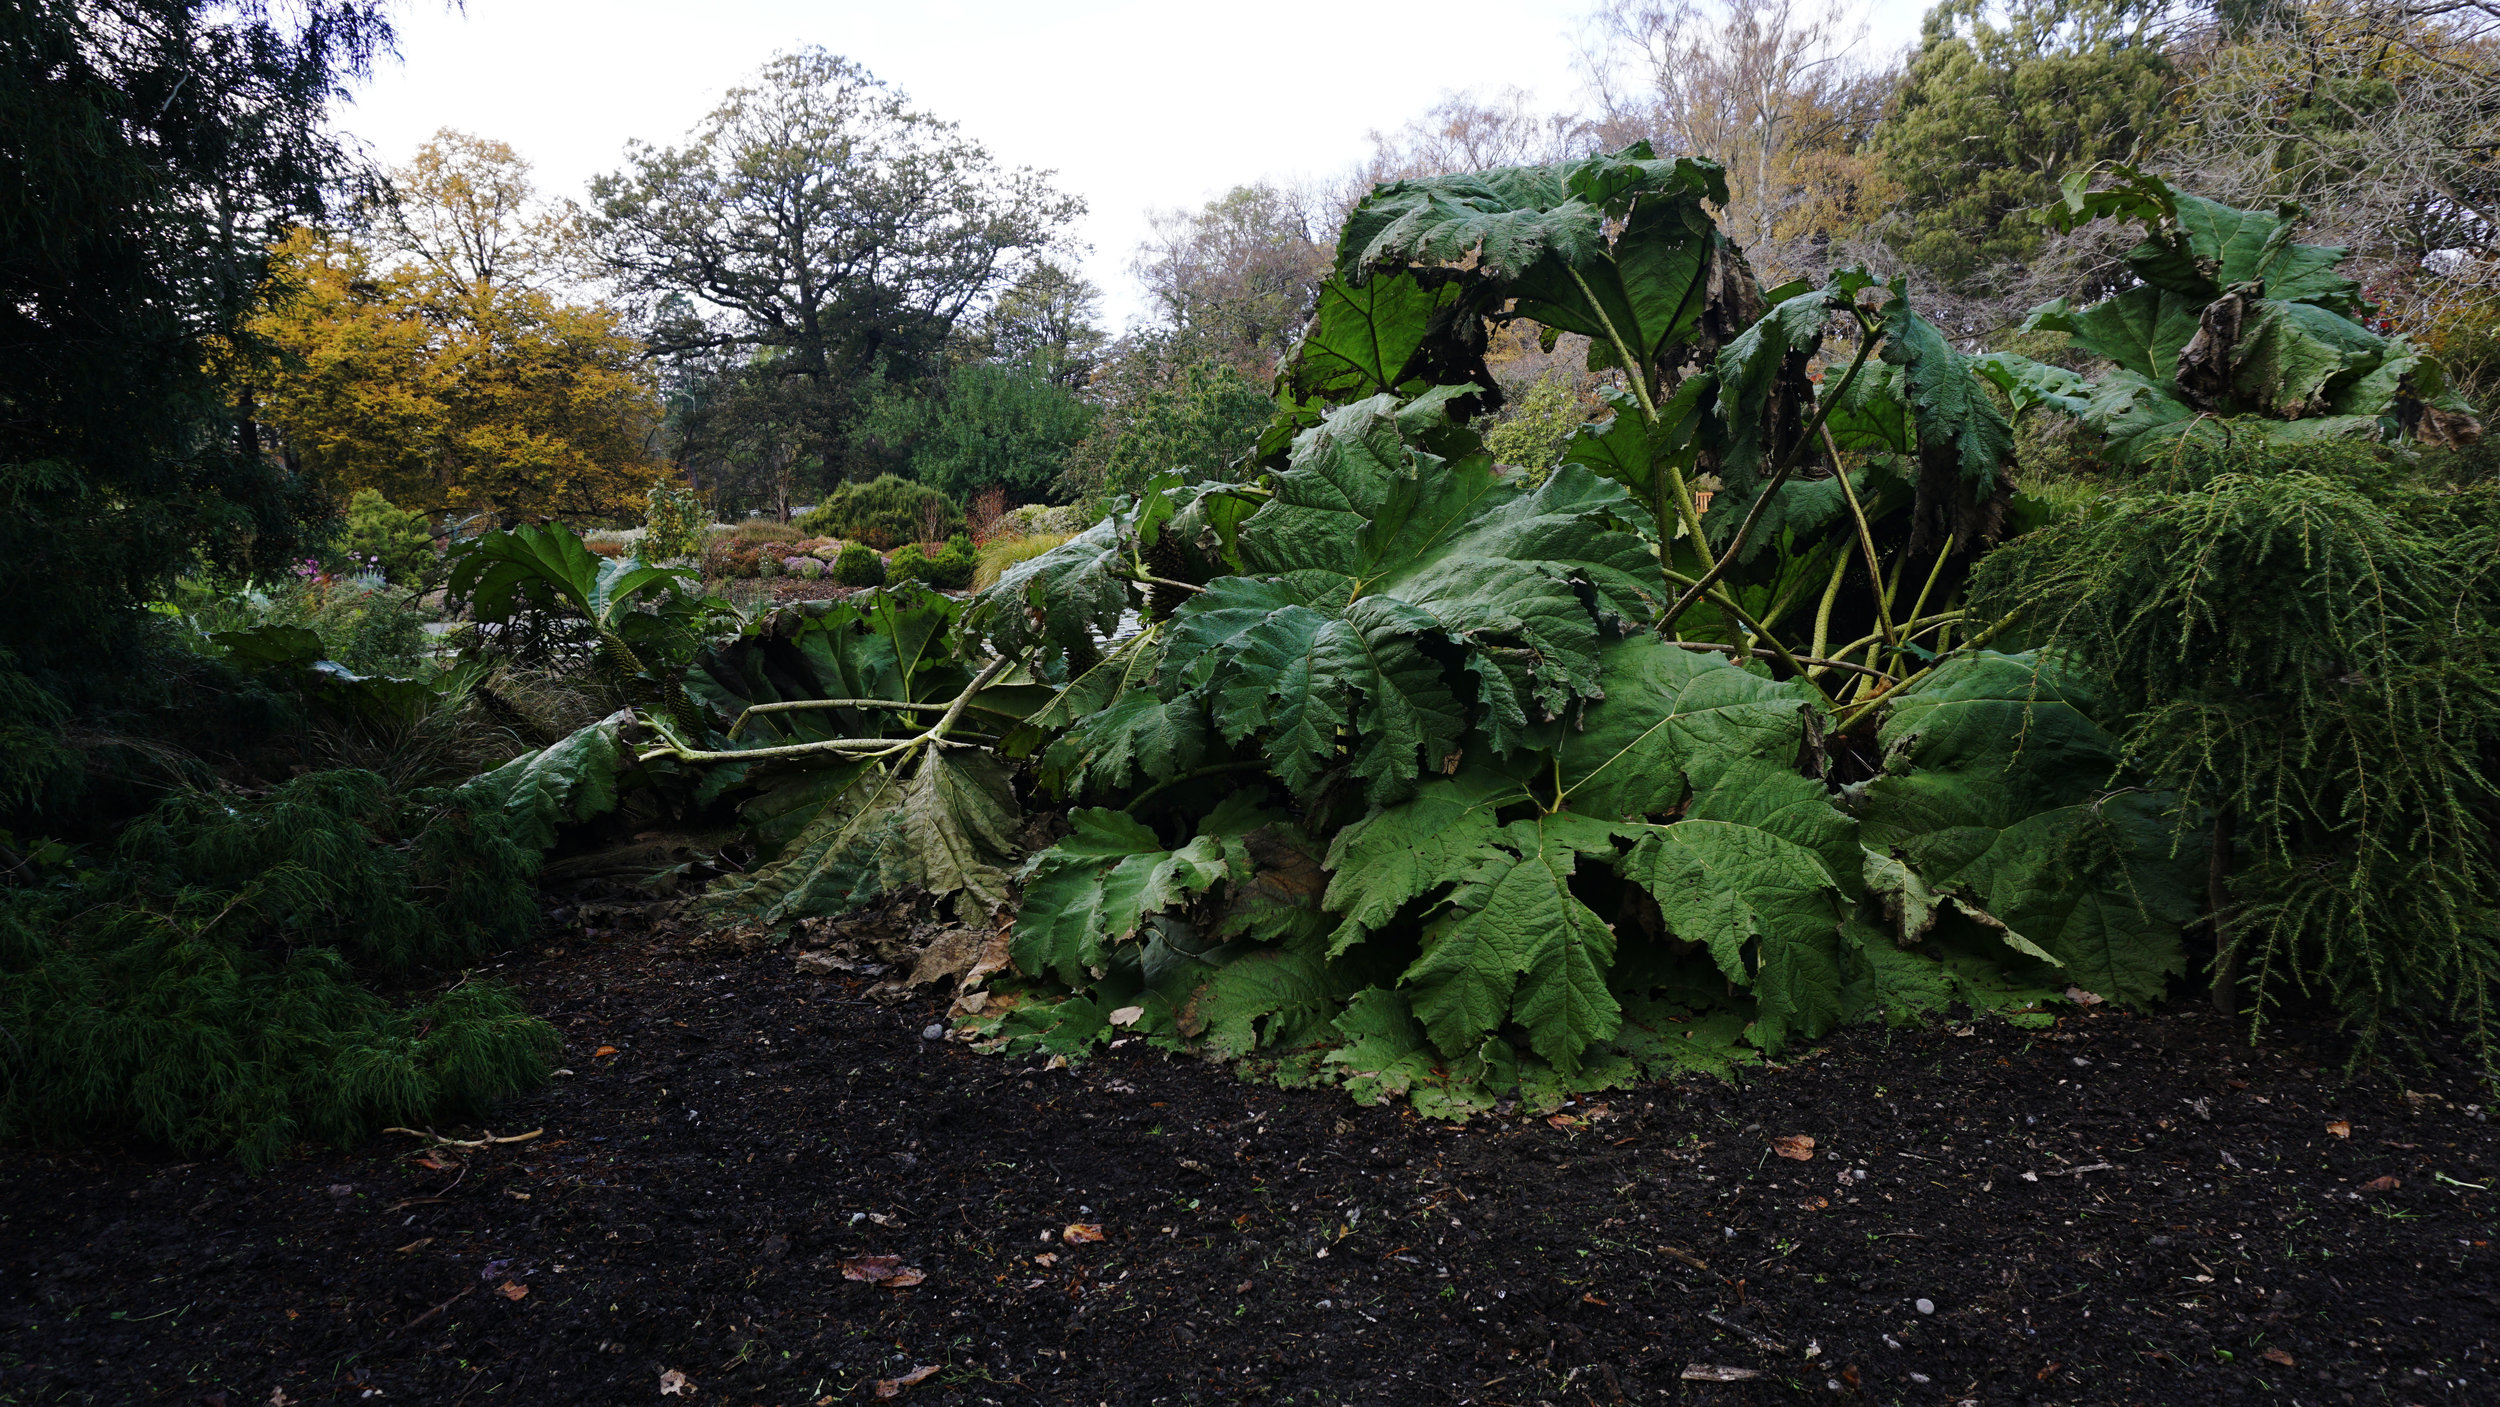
left=1892, top=534, right=1955, bottom=675
left=1823, top=422, right=1898, bottom=650
left=1833, top=608, right=2023, bottom=730
left=734, top=697, right=1031, bottom=737
left=1656, top=563, right=1840, bottom=711
left=1809, top=552, right=1849, bottom=678
left=1657, top=323, right=1880, bottom=634
left=642, top=657, right=1012, bottom=765
left=1672, top=640, right=1891, bottom=680
left=731, top=697, right=955, bottom=740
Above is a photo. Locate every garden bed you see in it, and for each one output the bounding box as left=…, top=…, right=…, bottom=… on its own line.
left=1, top=903, right=2491, bottom=1406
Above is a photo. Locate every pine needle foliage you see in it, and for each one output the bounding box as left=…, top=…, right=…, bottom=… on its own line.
left=1970, top=443, right=2500, bottom=1062
left=0, top=771, right=556, bottom=1167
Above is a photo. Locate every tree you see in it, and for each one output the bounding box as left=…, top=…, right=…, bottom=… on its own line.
left=1357, top=89, right=1595, bottom=184
left=1871, top=0, right=2178, bottom=288
left=589, top=49, right=1082, bottom=485
left=962, top=261, right=1106, bottom=390
left=1062, top=347, right=1272, bottom=501
left=1583, top=0, right=1894, bottom=277
left=376, top=128, right=581, bottom=291
left=902, top=360, right=1097, bottom=502
left=1133, top=185, right=1333, bottom=376
left=252, top=225, right=660, bottom=523
left=1, top=0, right=396, bottom=817
left=341, top=488, right=435, bottom=583
left=2159, top=0, right=2500, bottom=334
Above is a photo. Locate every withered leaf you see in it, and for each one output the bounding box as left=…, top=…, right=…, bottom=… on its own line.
left=873, top=1364, right=938, bottom=1398
left=838, top=1254, right=925, bottom=1286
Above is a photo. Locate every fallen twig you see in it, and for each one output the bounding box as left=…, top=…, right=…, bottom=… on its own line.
left=1703, top=1312, right=1791, bottom=1355
left=398, top=1284, right=473, bottom=1336
left=384, top=1126, right=544, bottom=1149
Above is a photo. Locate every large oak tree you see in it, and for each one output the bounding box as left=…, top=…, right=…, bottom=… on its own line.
left=588, top=49, right=1081, bottom=485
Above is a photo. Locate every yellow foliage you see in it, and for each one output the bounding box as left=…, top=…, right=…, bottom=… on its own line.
left=249, top=227, right=658, bottom=522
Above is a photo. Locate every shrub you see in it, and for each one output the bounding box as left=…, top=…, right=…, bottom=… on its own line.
left=833, top=544, right=886, bottom=587
left=1483, top=371, right=1584, bottom=479
left=891, top=534, right=976, bottom=590
left=794, top=476, right=963, bottom=549
left=1972, top=442, right=2500, bottom=1059
left=967, top=484, right=1010, bottom=543
left=186, top=578, right=432, bottom=678
left=757, top=555, right=782, bottom=580
left=792, top=556, right=825, bottom=581
left=585, top=539, right=627, bottom=559
left=640, top=477, right=708, bottom=561
left=1002, top=503, right=1092, bottom=536
left=0, top=771, right=557, bottom=1167
left=342, top=489, right=435, bottom=585
left=729, top=519, right=802, bottom=546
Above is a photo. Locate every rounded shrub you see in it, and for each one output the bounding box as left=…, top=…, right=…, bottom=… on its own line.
left=793, top=556, right=825, bottom=581
left=833, top=544, right=887, bottom=587
left=342, top=489, right=436, bottom=585
left=890, top=534, right=976, bottom=590
left=793, top=476, right=963, bottom=549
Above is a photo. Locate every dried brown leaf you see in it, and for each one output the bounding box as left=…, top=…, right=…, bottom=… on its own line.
left=873, top=1364, right=938, bottom=1398
left=838, top=1254, right=916, bottom=1283
left=1770, top=1134, right=1816, bottom=1161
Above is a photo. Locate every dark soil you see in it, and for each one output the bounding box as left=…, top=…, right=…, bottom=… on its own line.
left=3, top=914, right=2494, bottom=1407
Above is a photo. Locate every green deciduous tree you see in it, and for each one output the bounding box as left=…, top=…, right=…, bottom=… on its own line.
left=589, top=49, right=1082, bottom=486
left=1064, top=352, right=1273, bottom=502
left=341, top=488, right=434, bottom=584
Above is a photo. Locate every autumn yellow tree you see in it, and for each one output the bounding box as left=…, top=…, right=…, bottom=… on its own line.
left=250, top=132, right=658, bottom=522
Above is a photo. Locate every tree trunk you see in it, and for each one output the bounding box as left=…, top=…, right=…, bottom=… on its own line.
left=2208, top=807, right=2239, bottom=1017
left=234, top=386, right=260, bottom=466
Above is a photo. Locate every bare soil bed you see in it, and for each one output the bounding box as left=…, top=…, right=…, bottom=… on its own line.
left=2, top=910, right=2494, bottom=1407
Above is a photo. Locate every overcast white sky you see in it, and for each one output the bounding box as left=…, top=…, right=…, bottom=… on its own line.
left=334, top=0, right=1930, bottom=327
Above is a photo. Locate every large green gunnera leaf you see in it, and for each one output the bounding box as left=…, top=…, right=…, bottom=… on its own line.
left=1850, top=651, right=2194, bottom=1003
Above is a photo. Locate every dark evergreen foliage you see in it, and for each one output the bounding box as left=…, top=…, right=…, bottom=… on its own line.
left=833, top=544, right=889, bottom=587
left=1, top=1, right=397, bottom=821
left=891, top=534, right=976, bottom=589
left=0, top=771, right=556, bottom=1167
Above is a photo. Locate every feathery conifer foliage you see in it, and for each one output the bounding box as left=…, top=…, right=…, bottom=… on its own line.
left=1971, top=443, right=2500, bottom=1061
left=0, top=772, right=558, bottom=1167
